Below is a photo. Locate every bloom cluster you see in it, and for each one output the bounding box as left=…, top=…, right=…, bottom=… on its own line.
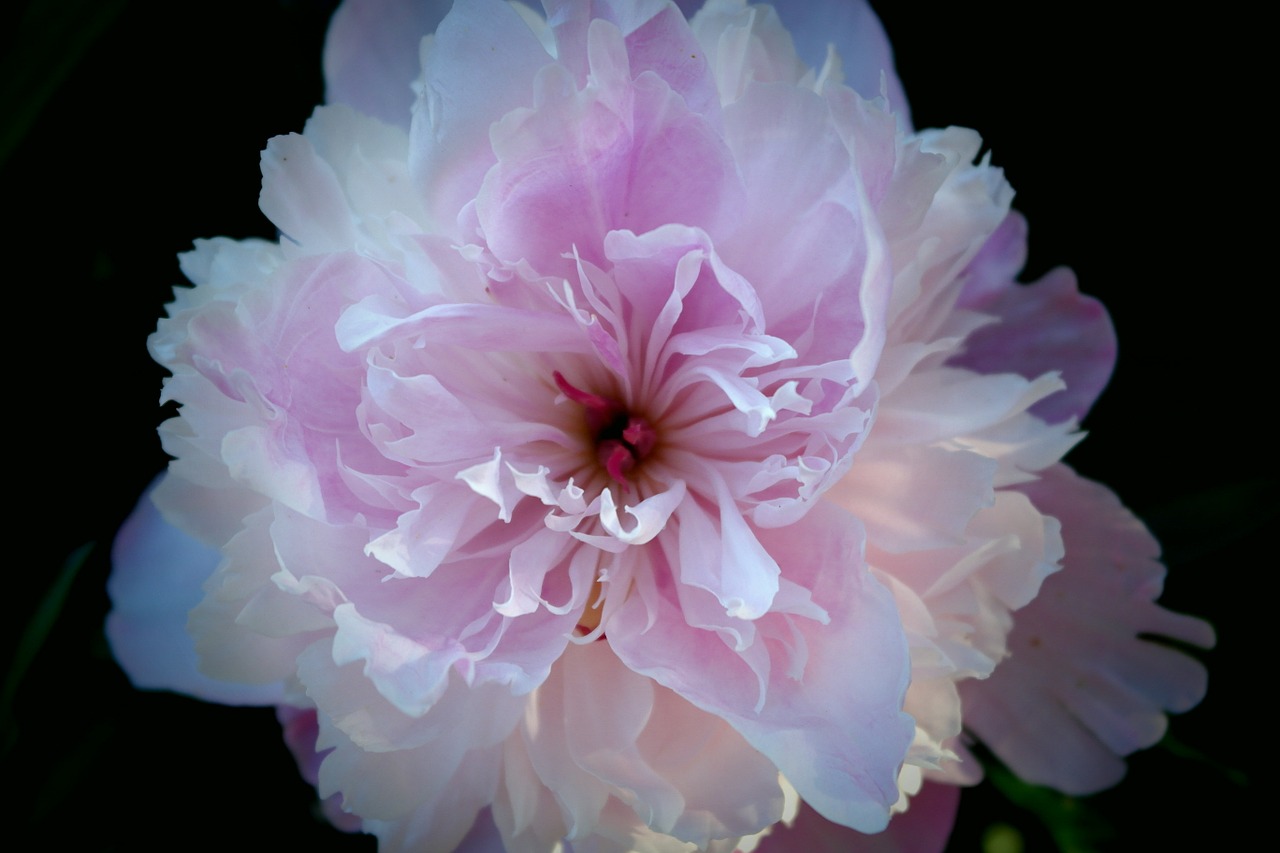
left=108, top=1, right=1212, bottom=850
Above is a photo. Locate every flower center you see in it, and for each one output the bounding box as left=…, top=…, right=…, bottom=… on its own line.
left=554, top=371, right=657, bottom=493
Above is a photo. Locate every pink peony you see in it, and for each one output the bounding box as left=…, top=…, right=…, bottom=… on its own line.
left=107, top=1, right=1212, bottom=850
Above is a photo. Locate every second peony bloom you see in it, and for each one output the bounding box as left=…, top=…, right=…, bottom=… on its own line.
left=108, top=1, right=1212, bottom=851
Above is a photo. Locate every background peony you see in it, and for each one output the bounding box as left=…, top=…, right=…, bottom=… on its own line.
left=6, top=1, right=1262, bottom=851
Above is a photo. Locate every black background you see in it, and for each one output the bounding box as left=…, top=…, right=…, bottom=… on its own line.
left=4, top=1, right=1267, bottom=849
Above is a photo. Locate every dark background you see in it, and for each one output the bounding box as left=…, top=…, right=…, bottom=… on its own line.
left=4, top=1, right=1267, bottom=849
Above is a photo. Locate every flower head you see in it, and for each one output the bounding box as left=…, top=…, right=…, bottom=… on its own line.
left=107, top=1, right=1212, bottom=850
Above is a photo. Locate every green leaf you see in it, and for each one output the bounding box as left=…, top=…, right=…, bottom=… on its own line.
left=2, top=542, right=94, bottom=755
left=0, top=0, right=129, bottom=166
left=986, top=762, right=1112, bottom=853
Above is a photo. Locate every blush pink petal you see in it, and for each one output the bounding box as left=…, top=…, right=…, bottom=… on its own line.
left=716, top=78, right=891, bottom=380
left=477, top=20, right=740, bottom=277
left=496, top=642, right=784, bottom=849
left=111, top=1, right=1213, bottom=848
left=609, top=502, right=914, bottom=833
left=545, top=0, right=723, bottom=124
left=959, top=464, right=1214, bottom=794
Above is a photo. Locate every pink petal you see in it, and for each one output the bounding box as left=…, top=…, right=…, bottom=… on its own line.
left=718, top=78, right=890, bottom=375
left=959, top=464, right=1214, bottom=794
left=546, top=0, right=722, bottom=123
left=609, top=501, right=914, bottom=833
left=477, top=19, right=741, bottom=277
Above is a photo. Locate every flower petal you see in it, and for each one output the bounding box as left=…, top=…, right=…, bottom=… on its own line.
left=410, top=0, right=554, bottom=229
left=106, top=478, right=285, bottom=705
left=610, top=501, right=914, bottom=832
left=766, top=0, right=910, bottom=123
left=751, top=782, right=959, bottom=853
left=954, top=215, right=1117, bottom=424
left=959, top=464, right=1214, bottom=794
left=324, top=0, right=454, bottom=128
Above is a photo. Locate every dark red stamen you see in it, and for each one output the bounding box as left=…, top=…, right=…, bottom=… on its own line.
left=602, top=442, right=635, bottom=485
left=622, top=417, right=657, bottom=458
left=554, top=371, right=615, bottom=416
left=554, top=371, right=656, bottom=492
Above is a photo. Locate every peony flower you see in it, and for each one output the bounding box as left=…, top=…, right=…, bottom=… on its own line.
left=107, top=1, right=1212, bottom=850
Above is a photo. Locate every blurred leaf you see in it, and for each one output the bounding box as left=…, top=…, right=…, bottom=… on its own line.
left=1159, top=732, right=1249, bottom=789
left=30, top=720, right=115, bottom=825
left=0, top=0, right=129, bottom=166
left=1, top=542, right=93, bottom=755
left=982, top=822, right=1025, bottom=853
left=986, top=762, right=1112, bottom=853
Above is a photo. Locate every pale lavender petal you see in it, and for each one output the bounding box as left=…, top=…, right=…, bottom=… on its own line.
left=768, top=0, right=910, bottom=123
left=546, top=0, right=722, bottom=122
left=960, top=464, right=1214, bottom=794
left=453, top=808, right=509, bottom=853
left=952, top=212, right=1117, bottom=423
left=753, top=783, right=960, bottom=853
left=411, top=0, right=553, bottom=229
left=107, top=479, right=285, bottom=705
left=323, top=0, right=453, bottom=128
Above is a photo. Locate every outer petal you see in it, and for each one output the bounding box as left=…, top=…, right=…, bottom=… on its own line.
left=751, top=782, right=960, bottom=853
left=953, top=213, right=1117, bottom=424
left=323, top=0, right=454, bottom=128
left=278, top=705, right=364, bottom=832
left=106, top=478, right=285, bottom=705
left=764, top=0, right=908, bottom=122
left=959, top=464, right=1214, bottom=794
left=504, top=642, right=784, bottom=849
left=677, top=0, right=908, bottom=120
left=410, top=0, right=554, bottom=229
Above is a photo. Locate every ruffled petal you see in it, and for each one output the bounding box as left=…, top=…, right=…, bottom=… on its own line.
left=682, top=0, right=909, bottom=123
left=960, top=464, right=1214, bottom=794
left=477, top=18, right=740, bottom=277
left=277, top=705, right=364, bottom=832
left=494, top=642, right=783, bottom=850
left=610, top=501, right=914, bottom=832
left=765, top=0, right=909, bottom=122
